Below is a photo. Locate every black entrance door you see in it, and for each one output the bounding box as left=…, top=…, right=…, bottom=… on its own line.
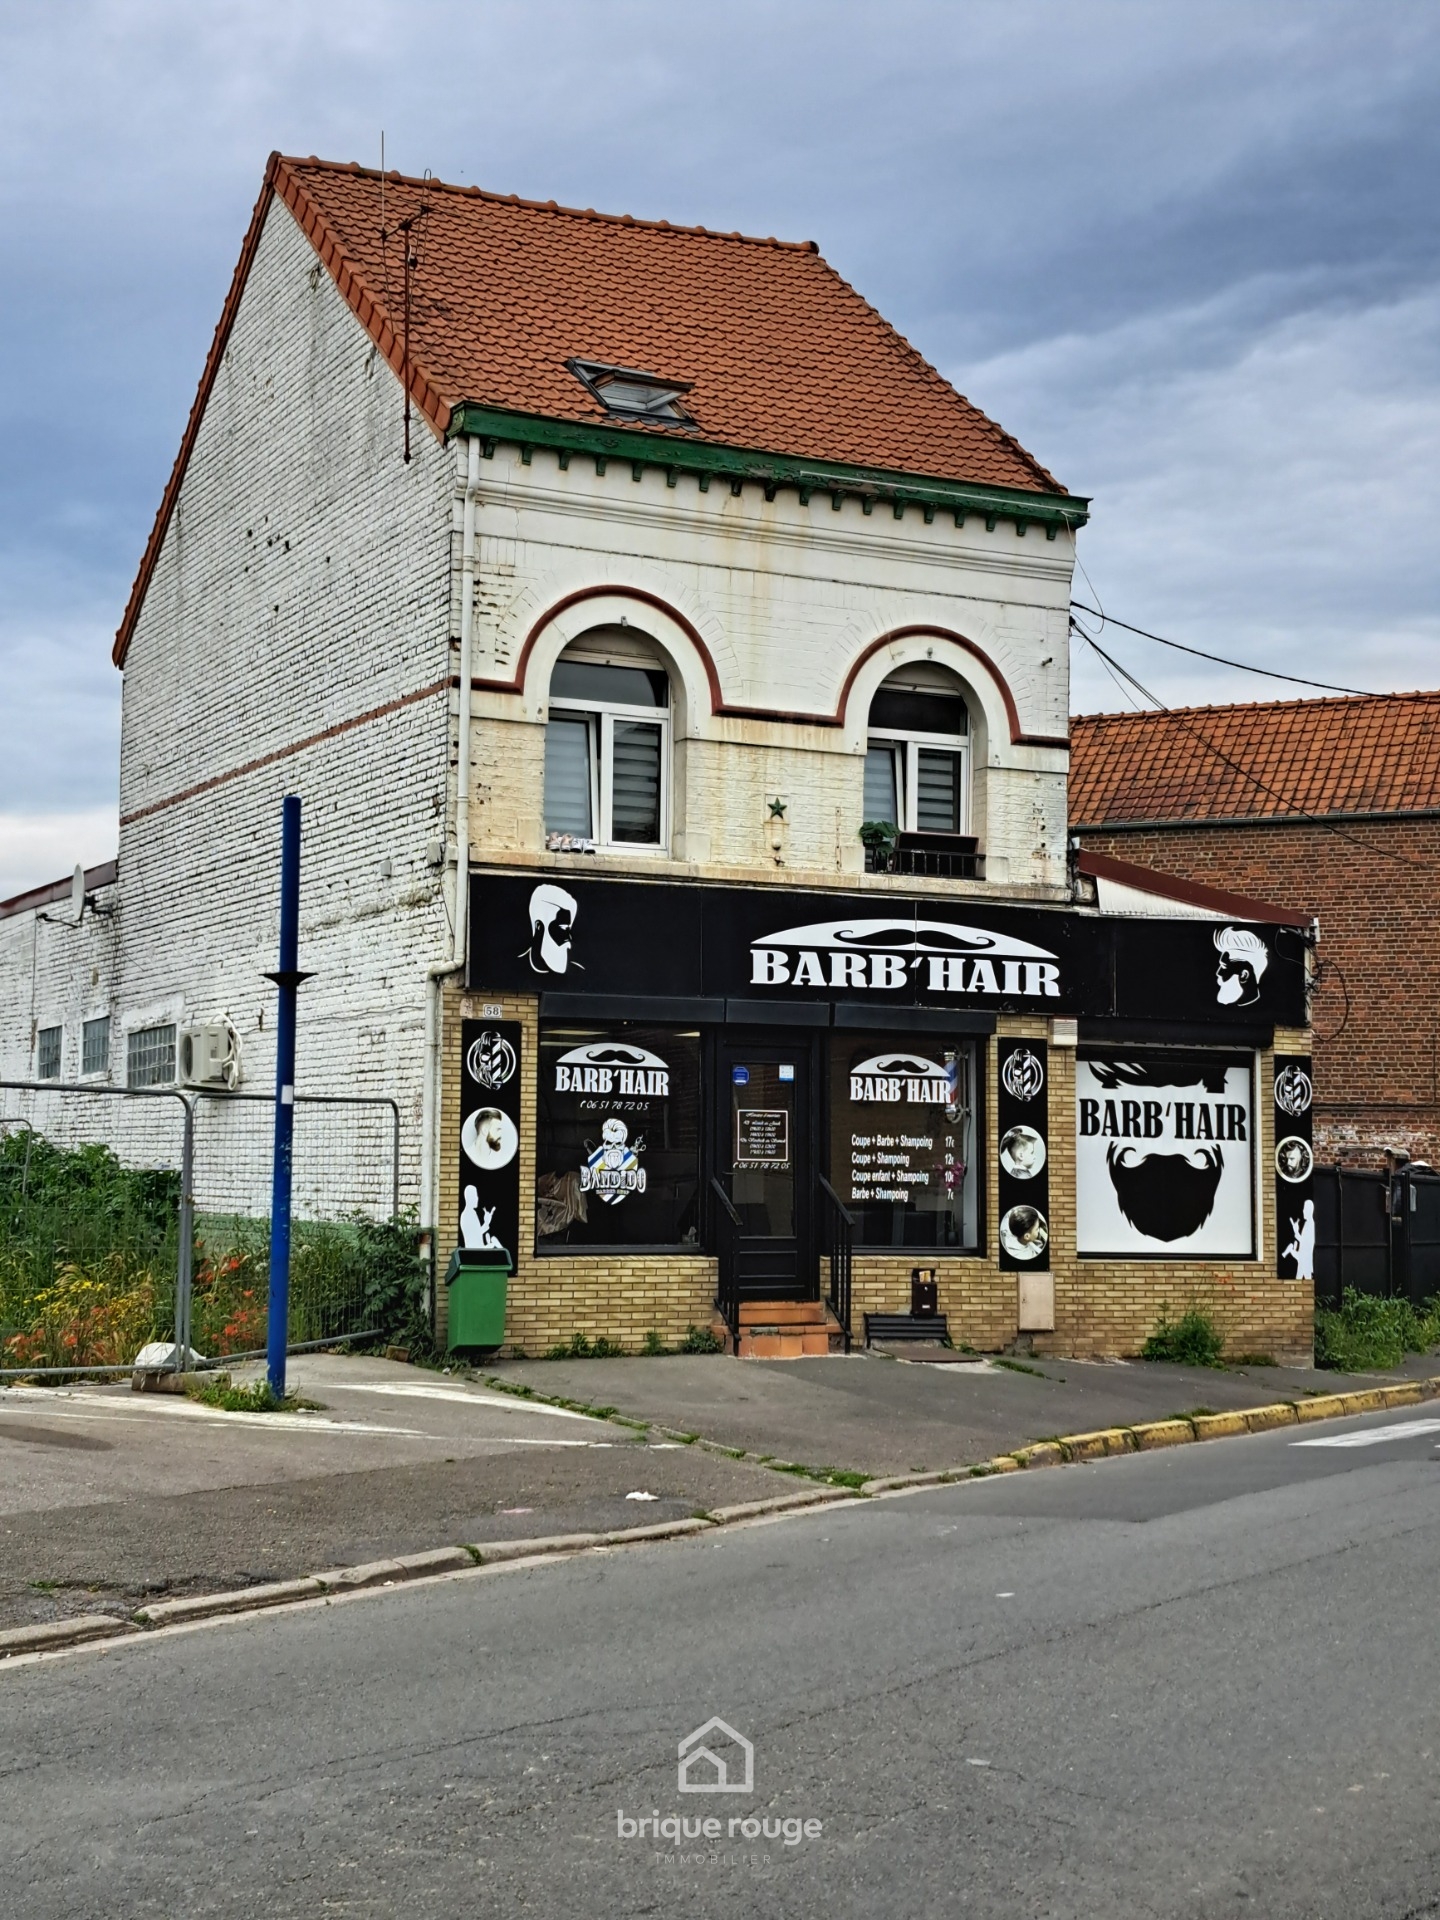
left=719, top=1039, right=813, bottom=1299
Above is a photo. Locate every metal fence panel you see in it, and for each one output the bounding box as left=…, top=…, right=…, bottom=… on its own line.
left=1, top=1080, right=401, bottom=1373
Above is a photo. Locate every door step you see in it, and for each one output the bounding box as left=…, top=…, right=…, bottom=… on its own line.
left=722, top=1299, right=846, bottom=1359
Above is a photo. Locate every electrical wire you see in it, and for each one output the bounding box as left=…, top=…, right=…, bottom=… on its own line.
left=1074, top=623, right=1440, bottom=873
left=1071, top=601, right=1377, bottom=697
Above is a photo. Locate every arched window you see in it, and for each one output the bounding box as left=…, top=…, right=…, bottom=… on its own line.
left=544, top=628, right=671, bottom=852
left=863, top=664, right=971, bottom=835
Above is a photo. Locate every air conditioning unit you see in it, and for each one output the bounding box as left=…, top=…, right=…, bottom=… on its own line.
left=180, top=1023, right=237, bottom=1088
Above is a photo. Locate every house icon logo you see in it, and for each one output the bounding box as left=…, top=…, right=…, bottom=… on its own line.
left=677, top=1717, right=754, bottom=1794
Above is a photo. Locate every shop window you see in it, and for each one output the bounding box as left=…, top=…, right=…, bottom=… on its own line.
left=536, top=1025, right=701, bottom=1247
left=829, top=1034, right=980, bottom=1248
left=82, top=1016, right=110, bottom=1076
left=1076, top=1051, right=1255, bottom=1259
left=863, top=665, right=971, bottom=836
left=544, top=633, right=671, bottom=852
left=126, top=1023, right=176, bottom=1089
left=36, top=1026, right=62, bottom=1080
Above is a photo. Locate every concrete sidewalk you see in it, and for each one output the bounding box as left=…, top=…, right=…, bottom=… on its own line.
left=5, top=1344, right=1434, bottom=1636
left=0, top=1353, right=780, bottom=1633
left=484, top=1346, right=1440, bottom=1479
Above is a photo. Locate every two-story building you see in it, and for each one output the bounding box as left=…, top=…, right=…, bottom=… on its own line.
left=14, top=152, right=1317, bottom=1360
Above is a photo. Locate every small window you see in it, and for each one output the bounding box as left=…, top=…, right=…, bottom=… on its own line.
left=127, top=1023, right=176, bottom=1088
left=565, top=358, right=694, bottom=425
left=545, top=637, right=671, bottom=852
left=82, top=1016, right=110, bottom=1076
left=864, top=666, right=971, bottom=836
left=36, top=1027, right=62, bottom=1081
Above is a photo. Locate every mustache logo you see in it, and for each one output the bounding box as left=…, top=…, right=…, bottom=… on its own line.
left=1107, top=1144, right=1224, bottom=1242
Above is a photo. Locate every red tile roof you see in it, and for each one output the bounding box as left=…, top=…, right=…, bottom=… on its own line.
left=1070, top=692, right=1440, bottom=827
left=115, top=154, right=1071, bottom=666
left=284, top=155, right=1062, bottom=488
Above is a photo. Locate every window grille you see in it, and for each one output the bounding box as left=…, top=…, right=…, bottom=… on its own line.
left=82, top=1015, right=111, bottom=1076
left=127, top=1023, right=176, bottom=1088
left=36, top=1027, right=62, bottom=1080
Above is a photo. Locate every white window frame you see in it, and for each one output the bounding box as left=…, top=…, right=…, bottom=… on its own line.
left=547, top=694, right=671, bottom=853
left=866, top=727, right=971, bottom=835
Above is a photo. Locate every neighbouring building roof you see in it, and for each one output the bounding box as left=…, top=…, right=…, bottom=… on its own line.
left=1070, top=692, right=1440, bottom=828
left=0, top=859, right=118, bottom=922
left=116, top=152, right=1083, bottom=666
left=1075, top=849, right=1311, bottom=927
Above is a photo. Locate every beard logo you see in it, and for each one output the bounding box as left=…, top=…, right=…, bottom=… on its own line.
left=526, top=883, right=580, bottom=975
left=1106, top=1143, right=1224, bottom=1242
left=1214, top=926, right=1269, bottom=1007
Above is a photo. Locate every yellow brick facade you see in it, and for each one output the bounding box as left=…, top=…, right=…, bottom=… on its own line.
left=440, top=987, right=1313, bottom=1364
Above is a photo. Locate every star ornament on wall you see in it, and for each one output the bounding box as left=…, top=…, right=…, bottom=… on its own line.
left=767, top=798, right=787, bottom=820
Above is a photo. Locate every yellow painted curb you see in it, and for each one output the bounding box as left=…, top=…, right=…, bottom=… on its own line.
left=1378, top=1381, right=1424, bottom=1408
left=1190, top=1411, right=1249, bottom=1440
left=1012, top=1441, right=1066, bottom=1469
left=1292, top=1395, right=1347, bottom=1422
left=1243, top=1403, right=1298, bottom=1434
left=987, top=1455, right=1022, bottom=1474
left=1130, top=1419, right=1195, bottom=1449
left=1062, top=1428, right=1135, bottom=1462
left=1333, top=1388, right=1387, bottom=1415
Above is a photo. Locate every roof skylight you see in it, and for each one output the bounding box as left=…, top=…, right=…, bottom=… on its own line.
left=566, top=358, right=695, bottom=424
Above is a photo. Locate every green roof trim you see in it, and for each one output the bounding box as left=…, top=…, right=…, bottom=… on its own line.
left=448, top=404, right=1089, bottom=536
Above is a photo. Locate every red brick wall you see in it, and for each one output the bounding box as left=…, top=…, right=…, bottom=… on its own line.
left=1076, top=817, right=1440, bottom=1169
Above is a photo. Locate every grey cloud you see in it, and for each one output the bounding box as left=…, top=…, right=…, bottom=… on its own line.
left=2, top=0, right=1438, bottom=823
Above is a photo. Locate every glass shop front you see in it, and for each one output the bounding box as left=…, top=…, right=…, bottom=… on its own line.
left=463, top=872, right=1306, bottom=1300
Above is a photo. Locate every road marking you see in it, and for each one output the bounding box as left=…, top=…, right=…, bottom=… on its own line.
left=1292, top=1418, right=1440, bottom=1449
left=317, top=1382, right=602, bottom=1421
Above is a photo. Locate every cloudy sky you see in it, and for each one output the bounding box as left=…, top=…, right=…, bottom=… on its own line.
left=2, top=0, right=1437, bottom=895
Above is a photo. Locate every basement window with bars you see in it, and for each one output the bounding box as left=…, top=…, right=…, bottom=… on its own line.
left=36, top=1026, right=62, bottom=1080
left=544, top=631, right=671, bottom=853
left=126, top=1023, right=176, bottom=1089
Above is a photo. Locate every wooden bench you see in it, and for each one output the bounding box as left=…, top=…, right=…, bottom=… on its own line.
left=864, top=1312, right=951, bottom=1347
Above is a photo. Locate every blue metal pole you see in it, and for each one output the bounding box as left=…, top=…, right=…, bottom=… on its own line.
left=266, top=796, right=304, bottom=1399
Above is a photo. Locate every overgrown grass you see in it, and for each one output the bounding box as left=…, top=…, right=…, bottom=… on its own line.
left=184, top=1378, right=319, bottom=1414
left=1141, top=1305, right=1226, bottom=1368
left=1, top=1128, right=429, bottom=1369
left=1313, top=1289, right=1440, bottom=1372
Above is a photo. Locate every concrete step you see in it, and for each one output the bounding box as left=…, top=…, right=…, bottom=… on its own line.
left=739, top=1300, right=831, bottom=1327
left=734, top=1299, right=844, bottom=1359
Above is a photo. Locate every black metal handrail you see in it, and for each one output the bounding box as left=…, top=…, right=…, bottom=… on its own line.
left=818, top=1176, right=855, bottom=1354
left=710, top=1175, right=743, bottom=1354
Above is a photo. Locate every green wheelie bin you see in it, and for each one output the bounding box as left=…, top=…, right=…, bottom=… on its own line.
left=445, top=1246, right=511, bottom=1352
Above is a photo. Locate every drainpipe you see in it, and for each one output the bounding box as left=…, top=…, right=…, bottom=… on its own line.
left=418, top=436, right=481, bottom=1254
left=453, top=433, right=481, bottom=969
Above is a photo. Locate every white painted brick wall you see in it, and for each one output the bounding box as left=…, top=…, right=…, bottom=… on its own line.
left=111, top=200, right=456, bottom=1208
left=4, top=186, right=1081, bottom=1225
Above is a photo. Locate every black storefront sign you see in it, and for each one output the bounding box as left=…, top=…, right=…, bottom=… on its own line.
left=470, top=873, right=1306, bottom=1028
left=995, top=1038, right=1050, bottom=1270
left=458, top=1020, right=522, bottom=1270
left=1273, top=1055, right=1315, bottom=1280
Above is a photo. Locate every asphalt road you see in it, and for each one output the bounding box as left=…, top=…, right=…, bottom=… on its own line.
left=5, top=1406, right=1440, bottom=1919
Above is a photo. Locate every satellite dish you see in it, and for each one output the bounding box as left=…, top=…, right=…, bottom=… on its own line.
left=71, top=863, right=86, bottom=917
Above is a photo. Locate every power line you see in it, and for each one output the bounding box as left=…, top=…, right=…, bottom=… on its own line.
left=1074, top=624, right=1440, bottom=874
left=1071, top=602, right=1378, bottom=698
